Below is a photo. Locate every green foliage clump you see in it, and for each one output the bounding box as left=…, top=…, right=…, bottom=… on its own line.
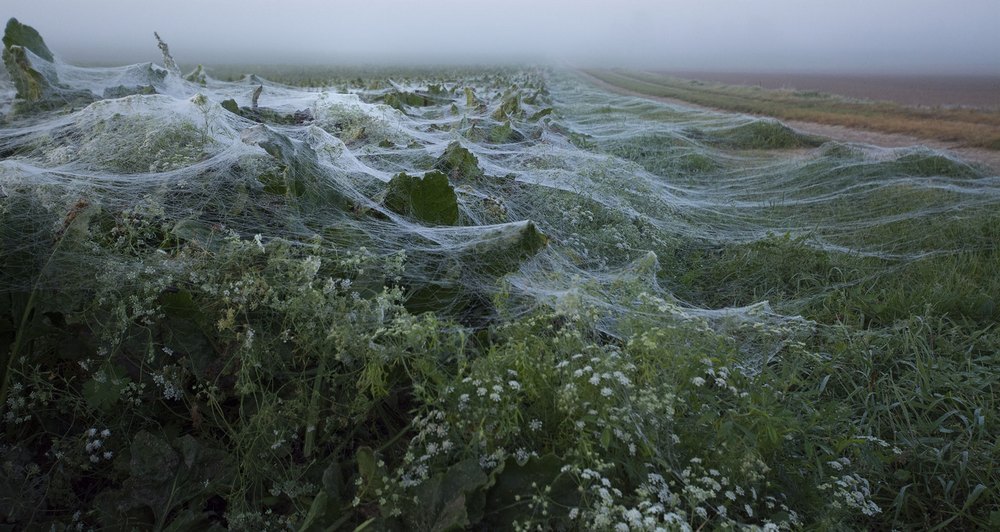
left=463, top=87, right=484, bottom=110
left=220, top=98, right=312, bottom=126
left=1, top=18, right=94, bottom=111
left=606, top=134, right=722, bottom=178
left=241, top=124, right=350, bottom=208
left=381, top=90, right=439, bottom=111
left=692, top=120, right=824, bottom=150
left=890, top=152, right=982, bottom=178
left=184, top=64, right=207, bottom=86
left=102, top=84, right=157, bottom=99
left=491, top=92, right=522, bottom=121
left=487, top=120, right=525, bottom=144
left=75, top=113, right=209, bottom=174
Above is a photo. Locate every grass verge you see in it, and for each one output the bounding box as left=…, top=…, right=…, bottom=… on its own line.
left=585, top=69, right=1000, bottom=150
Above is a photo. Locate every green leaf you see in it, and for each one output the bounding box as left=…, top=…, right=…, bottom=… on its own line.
left=413, top=458, right=491, bottom=532
left=491, top=92, right=521, bottom=121
left=600, top=426, right=613, bottom=448
left=220, top=98, right=240, bottom=114
left=461, top=220, right=548, bottom=276
left=3, top=18, right=54, bottom=62
left=322, top=459, right=345, bottom=502
left=130, top=431, right=180, bottom=485
left=433, top=141, right=483, bottom=181
left=298, top=490, right=329, bottom=532
left=385, top=171, right=459, bottom=226
left=432, top=493, right=469, bottom=532
left=464, top=87, right=480, bottom=108
left=488, top=121, right=524, bottom=144
left=82, top=364, right=127, bottom=411
left=436, top=458, right=489, bottom=504
left=295, top=463, right=349, bottom=532
left=95, top=432, right=233, bottom=529
left=2, top=21, right=93, bottom=110
left=355, top=445, right=389, bottom=504
left=160, top=290, right=202, bottom=320
left=963, top=483, right=986, bottom=510
left=528, top=108, right=552, bottom=121
left=356, top=446, right=378, bottom=481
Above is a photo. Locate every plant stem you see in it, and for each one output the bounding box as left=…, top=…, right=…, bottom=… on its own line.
left=303, top=354, right=329, bottom=458
left=1, top=204, right=91, bottom=417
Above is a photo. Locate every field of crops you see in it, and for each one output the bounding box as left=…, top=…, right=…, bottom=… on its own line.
left=2, top=19, right=999, bottom=530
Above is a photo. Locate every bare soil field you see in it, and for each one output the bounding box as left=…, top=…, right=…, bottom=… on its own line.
left=654, top=71, right=1000, bottom=109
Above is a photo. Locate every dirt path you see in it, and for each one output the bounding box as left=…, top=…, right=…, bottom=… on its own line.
left=577, top=71, right=1000, bottom=174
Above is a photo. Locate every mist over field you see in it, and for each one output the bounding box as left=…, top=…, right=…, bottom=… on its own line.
left=4, top=0, right=1000, bottom=73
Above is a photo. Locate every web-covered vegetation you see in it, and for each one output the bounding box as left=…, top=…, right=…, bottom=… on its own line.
left=1, top=18, right=999, bottom=531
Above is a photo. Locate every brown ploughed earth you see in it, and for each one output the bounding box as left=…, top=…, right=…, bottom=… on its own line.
left=580, top=71, right=1000, bottom=173
left=653, top=71, right=1000, bottom=109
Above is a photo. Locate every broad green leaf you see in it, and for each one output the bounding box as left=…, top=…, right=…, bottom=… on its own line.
left=298, top=491, right=330, bottom=532
left=129, top=431, right=179, bottom=485
left=433, top=142, right=483, bottom=181
left=82, top=365, right=127, bottom=411
left=95, top=432, right=233, bottom=529
left=3, top=18, right=54, bottom=61
left=385, top=171, right=459, bottom=226
left=413, top=458, right=490, bottom=532
left=528, top=108, right=552, bottom=121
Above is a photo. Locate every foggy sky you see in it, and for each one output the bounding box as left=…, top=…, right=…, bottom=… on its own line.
left=4, top=0, right=1000, bottom=74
